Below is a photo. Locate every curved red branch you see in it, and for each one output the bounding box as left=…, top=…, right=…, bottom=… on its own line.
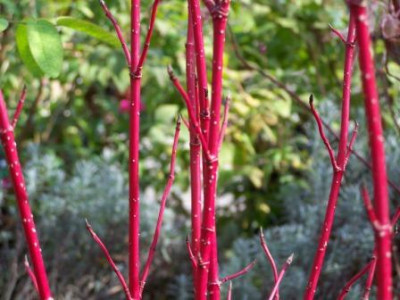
left=86, top=220, right=132, bottom=300
left=12, top=86, right=27, bottom=128
left=99, top=0, right=131, bottom=66
left=268, top=254, right=294, bottom=300
left=219, top=260, right=256, bottom=285
left=337, top=257, right=376, bottom=300
left=140, top=118, right=181, bottom=294
left=259, top=230, right=279, bottom=299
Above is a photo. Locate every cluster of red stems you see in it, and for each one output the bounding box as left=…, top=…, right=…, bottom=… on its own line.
left=1, top=0, right=399, bottom=299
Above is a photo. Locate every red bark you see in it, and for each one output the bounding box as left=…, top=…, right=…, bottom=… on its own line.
left=304, top=12, right=357, bottom=299
left=350, top=3, right=393, bottom=298
left=267, top=254, right=294, bottom=300
left=0, top=91, right=52, bottom=300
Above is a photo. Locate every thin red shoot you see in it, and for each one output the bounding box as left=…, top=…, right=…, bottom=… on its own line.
left=140, top=118, right=181, bottom=294
left=267, top=254, right=294, bottom=300
left=218, top=95, right=230, bottom=152
left=337, top=257, right=376, bottom=300
left=227, top=282, right=232, bottom=300
left=99, top=0, right=131, bottom=66
left=186, top=237, right=198, bottom=269
left=12, top=86, right=27, bottom=128
left=259, top=229, right=279, bottom=299
left=85, top=220, right=132, bottom=300
left=24, top=255, right=39, bottom=294
left=219, top=260, right=256, bottom=285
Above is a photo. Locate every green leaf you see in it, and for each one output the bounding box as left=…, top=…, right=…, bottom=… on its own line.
left=16, top=22, right=44, bottom=77
left=0, top=18, right=8, bottom=32
left=17, top=19, right=63, bottom=78
left=56, top=17, right=119, bottom=47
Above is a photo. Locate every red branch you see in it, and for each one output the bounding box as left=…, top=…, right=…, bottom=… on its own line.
left=24, top=255, right=39, bottom=294
left=337, top=257, right=376, bottom=300
left=99, top=0, right=131, bottom=66
left=86, top=220, right=132, bottom=300
left=349, top=3, right=393, bottom=298
left=12, top=86, right=27, bottom=128
left=140, top=118, right=181, bottom=294
left=186, top=237, right=198, bottom=269
left=260, top=230, right=279, bottom=299
left=167, top=66, right=211, bottom=161
left=268, top=254, right=294, bottom=300
left=309, top=95, right=340, bottom=172
left=362, top=253, right=377, bottom=300
left=0, top=90, right=52, bottom=300
left=219, top=260, right=256, bottom=285
left=227, top=282, right=232, bottom=300
left=304, top=11, right=357, bottom=299
left=135, top=0, right=161, bottom=76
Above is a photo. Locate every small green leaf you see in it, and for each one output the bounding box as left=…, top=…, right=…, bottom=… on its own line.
left=0, top=18, right=9, bottom=32
left=16, top=22, right=44, bottom=77
left=56, top=17, right=119, bottom=47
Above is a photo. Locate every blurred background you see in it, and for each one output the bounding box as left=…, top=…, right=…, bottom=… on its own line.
left=0, top=0, right=399, bottom=299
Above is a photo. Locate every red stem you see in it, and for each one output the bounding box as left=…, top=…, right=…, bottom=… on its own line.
left=350, top=3, right=393, bottom=298
left=187, top=237, right=198, bottom=269
left=198, top=3, right=231, bottom=299
left=12, top=86, right=27, bottom=128
left=267, top=254, right=294, bottom=300
left=135, top=0, right=161, bottom=76
left=219, top=260, right=256, bottom=284
left=337, top=257, right=376, bottom=300
left=0, top=91, right=52, bottom=300
left=259, top=230, right=279, bottom=300
left=362, top=252, right=377, bottom=300
left=99, top=0, right=131, bottom=66
left=86, top=220, right=132, bottom=300
left=24, top=255, right=39, bottom=294
left=304, top=12, right=356, bottom=299
left=140, top=118, right=181, bottom=295
left=186, top=6, right=202, bottom=296
left=129, top=0, right=141, bottom=296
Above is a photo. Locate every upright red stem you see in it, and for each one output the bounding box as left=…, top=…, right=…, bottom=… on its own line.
left=349, top=2, right=393, bottom=298
left=362, top=252, right=377, bottom=300
left=129, top=0, right=141, bottom=296
left=304, top=12, right=356, bottom=299
left=186, top=4, right=202, bottom=295
left=140, top=118, right=181, bottom=295
left=226, top=282, right=232, bottom=300
left=24, top=255, right=39, bottom=294
left=12, top=86, right=27, bottom=128
left=0, top=91, right=52, bottom=300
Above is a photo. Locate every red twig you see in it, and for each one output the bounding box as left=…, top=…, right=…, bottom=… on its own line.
left=86, top=220, right=132, bottom=300
left=337, top=257, right=376, bottom=300
left=0, top=90, right=52, bottom=300
left=186, top=237, right=198, bottom=269
left=24, top=255, right=39, bottom=294
left=329, top=24, right=347, bottom=44
left=267, top=254, right=294, bottom=300
left=391, top=207, right=400, bottom=227
left=140, top=118, right=181, bottom=294
left=361, top=185, right=380, bottom=230
left=227, top=282, right=232, bottom=300
left=344, top=121, right=359, bottom=166
left=167, top=66, right=211, bottom=161
left=304, top=11, right=357, bottom=299
left=219, top=260, right=256, bottom=285
left=309, top=95, right=340, bottom=172
left=99, top=0, right=131, bottom=66
left=218, top=95, right=230, bottom=152
left=350, top=3, right=393, bottom=298
left=259, top=230, right=279, bottom=299
left=12, top=86, right=27, bottom=128
left=362, top=253, right=377, bottom=300
left=135, top=0, right=161, bottom=76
